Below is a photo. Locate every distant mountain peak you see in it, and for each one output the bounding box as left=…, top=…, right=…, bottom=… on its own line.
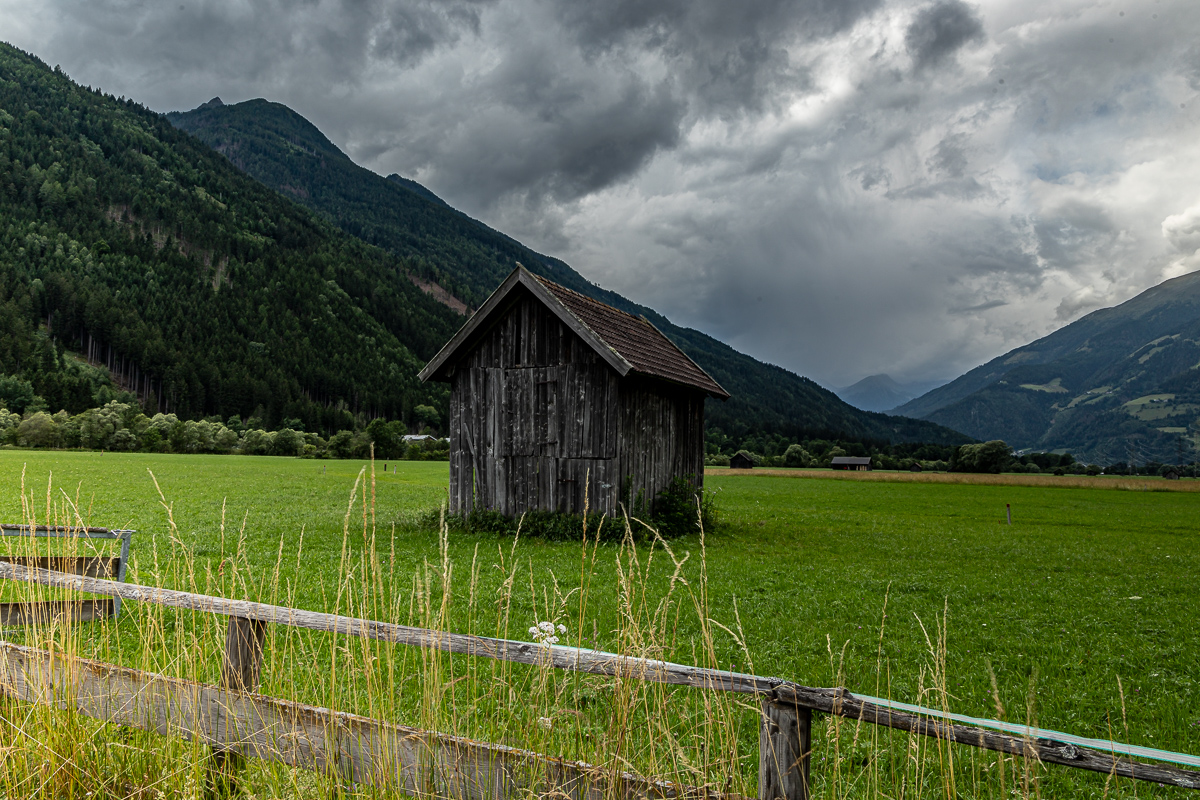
left=836, top=373, right=918, bottom=413
left=198, top=96, right=223, bottom=109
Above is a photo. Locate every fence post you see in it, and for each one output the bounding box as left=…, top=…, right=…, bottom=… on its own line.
left=759, top=697, right=811, bottom=800
left=209, top=615, right=267, bottom=797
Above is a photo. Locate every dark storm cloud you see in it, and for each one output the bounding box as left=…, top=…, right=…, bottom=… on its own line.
left=927, top=133, right=969, bottom=178
left=950, top=299, right=1007, bottom=314
left=369, top=0, right=493, bottom=67
left=424, top=70, right=685, bottom=204
left=905, top=0, right=984, bottom=71
left=34, top=0, right=492, bottom=95
left=555, top=0, right=879, bottom=114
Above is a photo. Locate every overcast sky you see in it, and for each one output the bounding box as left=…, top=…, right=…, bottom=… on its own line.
left=3, top=0, right=1199, bottom=389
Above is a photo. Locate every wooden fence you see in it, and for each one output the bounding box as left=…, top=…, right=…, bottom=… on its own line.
left=0, top=524, right=134, bottom=624
left=1, top=560, right=1197, bottom=798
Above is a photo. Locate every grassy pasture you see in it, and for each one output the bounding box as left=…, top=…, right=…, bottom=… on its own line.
left=1, top=451, right=1198, bottom=798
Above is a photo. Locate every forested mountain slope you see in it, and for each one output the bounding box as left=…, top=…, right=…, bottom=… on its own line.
left=0, top=43, right=459, bottom=433
left=168, top=98, right=968, bottom=446
left=893, top=271, right=1200, bottom=463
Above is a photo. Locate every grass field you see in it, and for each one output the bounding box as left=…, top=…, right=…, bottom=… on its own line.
left=1, top=451, right=1198, bottom=798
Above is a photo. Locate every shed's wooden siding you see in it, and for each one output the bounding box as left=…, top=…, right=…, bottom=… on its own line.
left=616, top=377, right=705, bottom=515
left=447, top=290, right=705, bottom=517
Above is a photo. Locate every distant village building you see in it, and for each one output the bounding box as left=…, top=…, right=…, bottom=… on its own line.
left=831, top=456, right=873, bottom=471
left=419, top=266, right=729, bottom=516
left=908, top=462, right=923, bottom=472
left=1163, top=468, right=1181, bottom=480
left=729, top=452, right=755, bottom=470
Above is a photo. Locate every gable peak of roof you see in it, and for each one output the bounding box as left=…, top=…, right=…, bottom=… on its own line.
left=419, top=265, right=729, bottom=398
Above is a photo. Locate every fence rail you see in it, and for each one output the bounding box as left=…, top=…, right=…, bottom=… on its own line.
left=1, top=560, right=1198, bottom=797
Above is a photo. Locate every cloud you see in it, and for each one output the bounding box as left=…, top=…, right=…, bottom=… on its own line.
left=1162, top=202, right=1200, bottom=254
left=904, top=0, right=984, bottom=71
left=3, top=0, right=1200, bottom=389
left=555, top=0, right=880, bottom=113
left=1055, top=286, right=1107, bottom=321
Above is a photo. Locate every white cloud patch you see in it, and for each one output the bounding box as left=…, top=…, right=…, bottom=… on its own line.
left=2, top=0, right=1199, bottom=387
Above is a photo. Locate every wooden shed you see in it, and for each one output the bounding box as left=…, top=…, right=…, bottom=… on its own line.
left=831, top=456, right=873, bottom=471
left=729, top=452, right=755, bottom=470
left=418, top=266, right=729, bottom=517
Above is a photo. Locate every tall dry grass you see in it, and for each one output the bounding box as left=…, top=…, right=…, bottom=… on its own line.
left=0, top=463, right=1148, bottom=798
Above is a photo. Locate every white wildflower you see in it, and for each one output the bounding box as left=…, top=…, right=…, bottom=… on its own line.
left=529, top=620, right=565, bottom=647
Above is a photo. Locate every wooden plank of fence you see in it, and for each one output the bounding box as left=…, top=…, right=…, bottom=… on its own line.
left=0, top=640, right=734, bottom=800
left=0, top=524, right=114, bottom=534
left=0, top=599, right=116, bottom=627
left=0, top=561, right=775, bottom=694
left=770, top=684, right=1200, bottom=790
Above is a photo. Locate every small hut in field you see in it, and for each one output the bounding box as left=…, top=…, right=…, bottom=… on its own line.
left=729, top=452, right=755, bottom=470
left=418, top=266, right=729, bottom=516
left=831, top=456, right=873, bottom=471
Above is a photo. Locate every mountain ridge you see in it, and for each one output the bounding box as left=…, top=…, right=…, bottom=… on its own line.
left=0, top=42, right=460, bottom=432
left=894, top=270, right=1200, bottom=462
left=168, top=97, right=969, bottom=446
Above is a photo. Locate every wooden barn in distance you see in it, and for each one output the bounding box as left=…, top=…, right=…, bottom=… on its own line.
left=418, top=266, right=729, bottom=517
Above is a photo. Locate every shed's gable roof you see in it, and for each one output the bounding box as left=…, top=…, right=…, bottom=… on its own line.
left=419, top=266, right=729, bottom=398
left=831, top=456, right=873, bottom=466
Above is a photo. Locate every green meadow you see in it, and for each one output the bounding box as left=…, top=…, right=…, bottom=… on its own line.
left=1, top=451, right=1197, bottom=798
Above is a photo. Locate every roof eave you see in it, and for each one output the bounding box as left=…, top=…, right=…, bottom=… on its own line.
left=635, top=315, right=730, bottom=399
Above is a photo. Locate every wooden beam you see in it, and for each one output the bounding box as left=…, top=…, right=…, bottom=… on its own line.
left=758, top=698, right=809, bottom=800
left=0, top=561, right=777, bottom=694
left=0, top=640, right=735, bottom=800
left=770, top=685, right=1200, bottom=790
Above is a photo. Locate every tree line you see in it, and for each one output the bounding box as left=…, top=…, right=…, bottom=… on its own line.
left=0, top=398, right=448, bottom=460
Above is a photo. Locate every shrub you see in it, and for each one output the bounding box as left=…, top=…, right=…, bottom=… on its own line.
left=783, top=444, right=811, bottom=468
left=16, top=412, right=59, bottom=448
left=271, top=427, right=304, bottom=457
left=448, top=476, right=718, bottom=541
left=645, top=476, right=718, bottom=538
left=950, top=440, right=1012, bottom=473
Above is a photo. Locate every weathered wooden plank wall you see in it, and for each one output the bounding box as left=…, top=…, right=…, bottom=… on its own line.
left=447, top=290, right=706, bottom=518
